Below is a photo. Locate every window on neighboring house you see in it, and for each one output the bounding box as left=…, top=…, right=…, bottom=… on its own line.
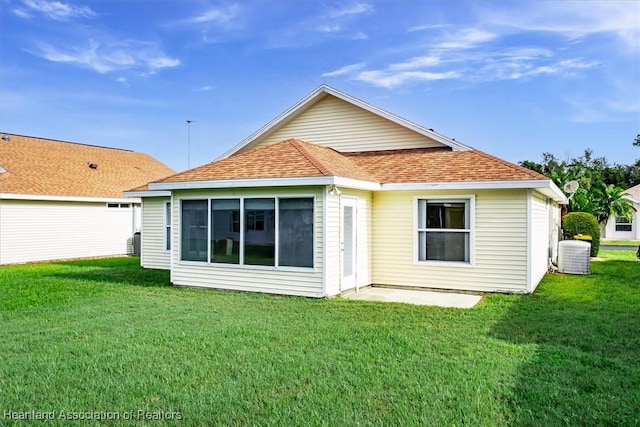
left=164, top=201, right=171, bottom=251
left=181, top=200, right=208, bottom=262
left=615, top=216, right=632, bottom=232
left=179, top=197, right=314, bottom=268
left=107, top=203, right=131, bottom=209
left=417, top=198, right=473, bottom=263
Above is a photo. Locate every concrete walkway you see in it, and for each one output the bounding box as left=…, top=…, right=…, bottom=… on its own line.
left=342, top=287, right=483, bottom=308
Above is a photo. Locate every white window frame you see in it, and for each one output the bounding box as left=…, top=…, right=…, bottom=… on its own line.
left=413, top=195, right=475, bottom=266
left=177, top=194, right=316, bottom=271
left=615, top=216, right=632, bottom=232
left=164, top=201, right=171, bottom=252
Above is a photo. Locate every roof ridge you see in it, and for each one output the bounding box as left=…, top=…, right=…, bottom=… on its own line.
left=0, top=132, right=134, bottom=152
left=287, top=139, right=333, bottom=176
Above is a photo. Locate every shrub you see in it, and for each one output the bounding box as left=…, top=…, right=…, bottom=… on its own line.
left=563, top=212, right=600, bottom=256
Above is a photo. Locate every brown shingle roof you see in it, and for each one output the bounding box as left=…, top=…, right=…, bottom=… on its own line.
left=153, top=139, right=547, bottom=186
left=344, top=148, right=547, bottom=183
left=155, top=139, right=377, bottom=184
left=0, top=133, right=175, bottom=198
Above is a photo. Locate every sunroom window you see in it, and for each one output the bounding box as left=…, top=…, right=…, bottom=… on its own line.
left=417, top=198, right=472, bottom=263
left=180, top=197, right=314, bottom=268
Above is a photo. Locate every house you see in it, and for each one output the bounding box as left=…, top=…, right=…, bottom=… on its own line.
left=0, top=133, right=175, bottom=264
left=126, top=85, right=566, bottom=296
left=603, top=184, right=640, bottom=240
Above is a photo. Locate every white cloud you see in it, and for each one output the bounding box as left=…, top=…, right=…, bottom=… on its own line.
left=353, top=31, right=368, bottom=40
left=318, top=24, right=340, bottom=33
left=16, top=0, right=95, bottom=21
left=32, top=40, right=180, bottom=74
left=407, top=24, right=449, bottom=33
left=354, top=70, right=460, bottom=88
left=322, top=63, right=366, bottom=77
left=482, top=1, right=640, bottom=49
left=178, top=5, right=238, bottom=26
left=328, top=2, right=373, bottom=18
left=389, top=56, right=440, bottom=71
left=433, top=29, right=497, bottom=50
left=196, top=85, right=213, bottom=92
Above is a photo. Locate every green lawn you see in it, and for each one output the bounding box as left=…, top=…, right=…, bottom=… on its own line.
left=601, top=239, right=640, bottom=246
left=1, top=253, right=638, bottom=426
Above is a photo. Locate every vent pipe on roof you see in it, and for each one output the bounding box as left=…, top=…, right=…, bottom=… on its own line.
left=87, top=161, right=98, bottom=169
left=1, top=135, right=10, bottom=142
left=0, top=165, right=7, bottom=173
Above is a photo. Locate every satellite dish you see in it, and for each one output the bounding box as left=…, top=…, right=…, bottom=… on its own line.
left=563, top=180, right=579, bottom=198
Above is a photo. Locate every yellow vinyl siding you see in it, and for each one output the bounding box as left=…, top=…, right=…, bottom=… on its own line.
left=0, top=199, right=133, bottom=265
left=170, top=187, right=324, bottom=297
left=372, top=189, right=529, bottom=293
left=253, top=96, right=445, bottom=152
left=141, top=197, right=171, bottom=270
left=324, top=192, right=341, bottom=296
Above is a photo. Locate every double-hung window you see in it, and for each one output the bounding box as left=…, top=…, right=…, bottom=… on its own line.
left=180, top=197, right=314, bottom=268
left=417, top=197, right=473, bottom=263
left=615, top=216, right=632, bottom=232
left=164, top=201, right=172, bottom=251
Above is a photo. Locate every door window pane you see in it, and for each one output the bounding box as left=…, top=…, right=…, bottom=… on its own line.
left=279, top=198, right=314, bottom=268
left=211, top=199, right=240, bottom=264
left=343, top=205, right=354, bottom=276
left=181, top=200, right=208, bottom=261
left=244, top=199, right=275, bottom=266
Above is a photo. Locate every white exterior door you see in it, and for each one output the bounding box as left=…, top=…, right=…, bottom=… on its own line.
left=341, top=197, right=357, bottom=292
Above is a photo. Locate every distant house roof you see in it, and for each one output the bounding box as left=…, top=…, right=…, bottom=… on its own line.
left=152, top=138, right=547, bottom=185
left=0, top=133, right=175, bottom=199
left=625, top=184, right=640, bottom=202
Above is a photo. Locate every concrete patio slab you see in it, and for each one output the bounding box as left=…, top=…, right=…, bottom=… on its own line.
left=342, top=287, right=483, bottom=308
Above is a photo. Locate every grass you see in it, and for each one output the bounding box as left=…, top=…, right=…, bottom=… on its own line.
left=1, top=254, right=638, bottom=426
left=601, top=239, right=640, bottom=246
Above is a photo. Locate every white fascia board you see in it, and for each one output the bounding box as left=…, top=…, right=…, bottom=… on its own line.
left=333, top=177, right=381, bottom=191
left=219, top=85, right=471, bottom=159
left=150, top=176, right=335, bottom=190
left=148, top=176, right=381, bottom=192
left=0, top=193, right=139, bottom=203
left=123, top=190, right=171, bottom=198
left=382, top=179, right=568, bottom=202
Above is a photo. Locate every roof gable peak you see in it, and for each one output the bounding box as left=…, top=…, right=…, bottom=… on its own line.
left=220, top=85, right=471, bottom=159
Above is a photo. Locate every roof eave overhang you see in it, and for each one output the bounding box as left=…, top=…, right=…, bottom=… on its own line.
left=219, top=85, right=470, bottom=159
left=123, top=190, right=172, bottom=198
left=148, top=176, right=381, bottom=192
left=0, top=193, right=140, bottom=203
left=382, top=180, right=568, bottom=203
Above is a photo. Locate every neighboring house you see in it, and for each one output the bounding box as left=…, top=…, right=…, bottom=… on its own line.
left=603, top=184, right=640, bottom=240
left=127, top=85, right=566, bottom=296
left=0, top=133, right=175, bottom=264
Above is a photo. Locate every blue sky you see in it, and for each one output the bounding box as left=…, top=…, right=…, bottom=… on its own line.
left=1, top=0, right=638, bottom=172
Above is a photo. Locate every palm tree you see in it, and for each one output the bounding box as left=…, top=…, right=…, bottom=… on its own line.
left=591, top=183, right=634, bottom=226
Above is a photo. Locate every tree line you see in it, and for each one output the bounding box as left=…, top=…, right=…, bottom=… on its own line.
left=520, top=135, right=639, bottom=226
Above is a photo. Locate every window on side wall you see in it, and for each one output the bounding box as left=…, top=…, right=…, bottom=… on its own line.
left=164, top=201, right=171, bottom=251
left=615, top=216, right=632, bottom=232
left=417, top=198, right=473, bottom=263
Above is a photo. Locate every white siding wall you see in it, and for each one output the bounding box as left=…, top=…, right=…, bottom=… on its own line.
left=252, top=96, right=444, bottom=152
left=170, top=187, right=325, bottom=297
left=530, top=191, right=551, bottom=291
left=0, top=199, right=134, bottom=265
left=141, top=197, right=171, bottom=270
left=604, top=202, right=640, bottom=240
left=372, top=189, right=530, bottom=293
